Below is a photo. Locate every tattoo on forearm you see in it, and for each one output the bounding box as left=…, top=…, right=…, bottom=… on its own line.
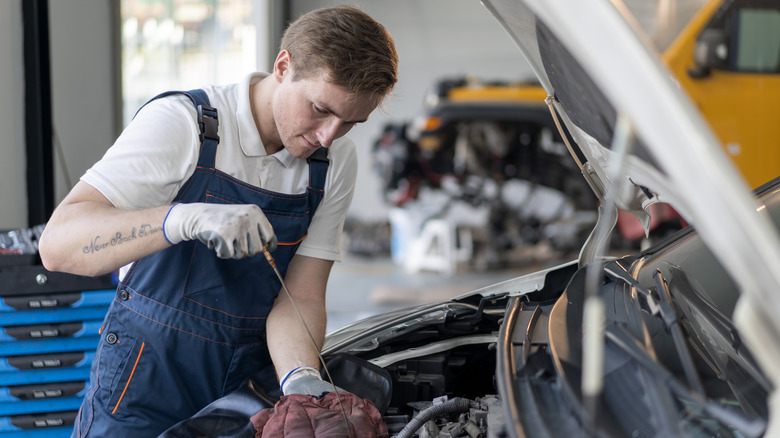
left=82, top=224, right=163, bottom=255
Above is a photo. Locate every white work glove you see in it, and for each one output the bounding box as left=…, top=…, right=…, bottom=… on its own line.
left=163, top=202, right=277, bottom=259
left=280, top=366, right=344, bottom=399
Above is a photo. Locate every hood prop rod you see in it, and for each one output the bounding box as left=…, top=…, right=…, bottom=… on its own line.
left=580, top=113, right=635, bottom=436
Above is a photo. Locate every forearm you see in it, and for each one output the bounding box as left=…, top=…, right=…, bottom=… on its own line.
left=267, top=290, right=327, bottom=379
left=266, top=254, right=332, bottom=381
left=39, top=183, right=172, bottom=276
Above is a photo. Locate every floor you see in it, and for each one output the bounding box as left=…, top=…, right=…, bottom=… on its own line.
left=323, top=253, right=572, bottom=333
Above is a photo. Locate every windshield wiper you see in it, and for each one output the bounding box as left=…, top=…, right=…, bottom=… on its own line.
left=603, top=261, right=702, bottom=392
left=605, top=325, right=766, bottom=437
left=604, top=259, right=658, bottom=311
left=652, top=269, right=705, bottom=395
left=603, top=262, right=767, bottom=436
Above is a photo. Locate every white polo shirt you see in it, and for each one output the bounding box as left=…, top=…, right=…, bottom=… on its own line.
left=82, top=73, right=357, bottom=262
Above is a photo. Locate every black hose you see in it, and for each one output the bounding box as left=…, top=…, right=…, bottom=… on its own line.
left=395, top=397, right=473, bottom=438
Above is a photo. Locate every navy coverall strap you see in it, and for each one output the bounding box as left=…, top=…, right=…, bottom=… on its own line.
left=307, top=147, right=329, bottom=191
left=135, top=89, right=220, bottom=169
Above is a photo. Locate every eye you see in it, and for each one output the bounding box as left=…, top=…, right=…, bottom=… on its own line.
left=313, top=105, right=327, bottom=114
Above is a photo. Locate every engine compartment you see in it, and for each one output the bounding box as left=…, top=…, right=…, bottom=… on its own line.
left=380, top=344, right=501, bottom=436
left=334, top=295, right=509, bottom=437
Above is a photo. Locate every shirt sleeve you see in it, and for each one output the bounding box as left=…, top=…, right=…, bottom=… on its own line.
left=295, top=140, right=358, bottom=263
left=81, top=96, right=200, bottom=210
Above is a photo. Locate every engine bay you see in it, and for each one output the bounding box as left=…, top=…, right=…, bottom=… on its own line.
left=379, top=344, right=501, bottom=436
left=333, top=295, right=510, bottom=437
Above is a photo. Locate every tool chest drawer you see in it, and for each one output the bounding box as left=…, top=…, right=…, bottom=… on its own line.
left=0, top=263, right=115, bottom=437
left=0, top=265, right=116, bottom=297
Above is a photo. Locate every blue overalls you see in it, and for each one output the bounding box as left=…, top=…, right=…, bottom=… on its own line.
left=71, top=90, right=330, bottom=437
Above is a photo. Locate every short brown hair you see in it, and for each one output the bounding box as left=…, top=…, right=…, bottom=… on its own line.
left=280, top=5, right=398, bottom=102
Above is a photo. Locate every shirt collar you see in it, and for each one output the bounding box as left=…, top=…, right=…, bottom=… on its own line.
left=272, top=148, right=296, bottom=167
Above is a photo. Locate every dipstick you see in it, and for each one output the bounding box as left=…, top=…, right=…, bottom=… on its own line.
left=262, top=247, right=353, bottom=437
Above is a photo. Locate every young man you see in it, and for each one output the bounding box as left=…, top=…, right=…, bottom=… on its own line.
left=38, top=5, right=398, bottom=436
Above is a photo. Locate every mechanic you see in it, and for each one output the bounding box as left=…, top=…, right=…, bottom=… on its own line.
left=38, top=5, right=398, bottom=437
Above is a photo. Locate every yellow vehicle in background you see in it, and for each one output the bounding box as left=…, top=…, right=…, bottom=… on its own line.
left=650, top=0, right=780, bottom=189
left=423, top=0, right=780, bottom=191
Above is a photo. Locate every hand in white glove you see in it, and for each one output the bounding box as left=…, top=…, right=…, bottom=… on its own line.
left=163, top=202, right=277, bottom=259
left=281, top=366, right=344, bottom=399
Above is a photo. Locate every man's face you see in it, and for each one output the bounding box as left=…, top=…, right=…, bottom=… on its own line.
left=271, top=68, right=378, bottom=159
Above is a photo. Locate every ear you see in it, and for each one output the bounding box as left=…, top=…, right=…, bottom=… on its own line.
left=273, top=50, right=292, bottom=83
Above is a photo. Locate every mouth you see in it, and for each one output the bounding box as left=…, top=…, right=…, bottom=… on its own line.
left=303, top=137, right=320, bottom=150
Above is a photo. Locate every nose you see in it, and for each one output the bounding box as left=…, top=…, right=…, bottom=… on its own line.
left=316, top=118, right=348, bottom=148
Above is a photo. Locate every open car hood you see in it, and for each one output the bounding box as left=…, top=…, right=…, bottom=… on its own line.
left=482, top=0, right=780, bottom=432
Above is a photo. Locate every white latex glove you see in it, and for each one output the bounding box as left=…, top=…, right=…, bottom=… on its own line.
left=163, top=202, right=277, bottom=259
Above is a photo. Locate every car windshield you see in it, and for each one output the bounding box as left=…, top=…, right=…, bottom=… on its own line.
left=605, top=181, right=780, bottom=434
left=636, top=182, right=780, bottom=318
left=620, top=0, right=709, bottom=52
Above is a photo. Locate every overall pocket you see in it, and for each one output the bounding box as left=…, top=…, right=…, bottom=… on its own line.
left=97, top=316, right=146, bottom=417
left=179, top=190, right=308, bottom=318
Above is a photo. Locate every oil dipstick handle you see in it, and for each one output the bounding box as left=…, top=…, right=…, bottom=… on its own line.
left=262, top=246, right=277, bottom=269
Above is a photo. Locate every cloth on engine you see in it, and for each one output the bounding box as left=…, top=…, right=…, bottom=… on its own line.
left=250, top=391, right=388, bottom=438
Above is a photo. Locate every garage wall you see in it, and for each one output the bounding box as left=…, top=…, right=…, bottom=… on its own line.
left=290, top=0, right=534, bottom=222
left=0, top=1, right=117, bottom=230
left=0, top=1, right=27, bottom=229
left=48, top=1, right=119, bottom=207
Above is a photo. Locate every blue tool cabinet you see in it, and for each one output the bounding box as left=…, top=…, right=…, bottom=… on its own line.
left=0, top=264, right=115, bottom=437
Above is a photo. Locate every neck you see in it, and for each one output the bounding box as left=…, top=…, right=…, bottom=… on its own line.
left=250, top=77, right=283, bottom=154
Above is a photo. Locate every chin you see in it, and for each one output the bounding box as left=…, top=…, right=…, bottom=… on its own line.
left=286, top=146, right=314, bottom=160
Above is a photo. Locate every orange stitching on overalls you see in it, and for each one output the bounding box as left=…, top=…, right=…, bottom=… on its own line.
left=111, top=342, right=145, bottom=414
left=181, top=295, right=271, bottom=317
left=204, top=193, right=224, bottom=202
left=116, top=301, right=264, bottom=346
left=178, top=169, right=205, bottom=195
left=209, top=186, right=305, bottom=201
left=173, top=238, right=288, bottom=317
left=117, top=291, right=266, bottom=326
left=278, top=235, right=307, bottom=246
left=179, top=275, right=280, bottom=317
left=204, top=170, right=309, bottom=200
left=123, top=259, right=140, bottom=280
left=161, top=245, right=274, bottom=319
left=221, top=173, right=303, bottom=196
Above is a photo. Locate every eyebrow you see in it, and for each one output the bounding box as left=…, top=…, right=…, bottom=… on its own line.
left=319, top=103, right=368, bottom=124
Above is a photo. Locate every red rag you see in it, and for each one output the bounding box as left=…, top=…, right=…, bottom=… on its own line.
left=251, top=391, right=389, bottom=438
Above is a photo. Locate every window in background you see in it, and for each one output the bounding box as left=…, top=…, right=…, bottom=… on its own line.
left=735, top=9, right=780, bottom=72
left=120, top=0, right=257, bottom=126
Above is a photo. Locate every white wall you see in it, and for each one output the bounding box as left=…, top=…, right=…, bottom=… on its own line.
left=49, top=1, right=118, bottom=204
left=0, top=1, right=117, bottom=229
left=0, top=1, right=27, bottom=229
left=290, top=0, right=534, bottom=222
